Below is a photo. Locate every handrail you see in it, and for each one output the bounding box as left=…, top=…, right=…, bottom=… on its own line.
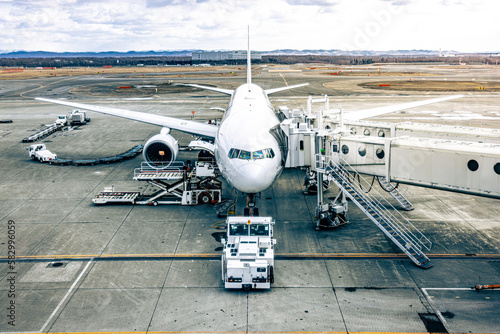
left=134, top=161, right=186, bottom=178
left=317, top=154, right=432, bottom=252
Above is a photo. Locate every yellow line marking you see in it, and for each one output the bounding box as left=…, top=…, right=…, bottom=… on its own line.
left=2, top=253, right=500, bottom=260
left=5, top=331, right=499, bottom=334
left=1, top=331, right=450, bottom=334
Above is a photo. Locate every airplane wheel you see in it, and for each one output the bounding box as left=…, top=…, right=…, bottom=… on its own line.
left=198, top=192, right=211, bottom=204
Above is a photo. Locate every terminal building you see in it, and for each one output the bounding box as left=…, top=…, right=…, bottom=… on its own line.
left=192, top=50, right=262, bottom=62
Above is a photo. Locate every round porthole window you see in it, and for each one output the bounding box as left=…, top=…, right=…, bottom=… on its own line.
left=378, top=130, right=385, bottom=137
left=358, top=146, right=366, bottom=157
left=376, top=148, right=385, bottom=159
left=467, top=159, right=479, bottom=172
left=350, top=127, right=357, bottom=135
left=341, top=145, right=349, bottom=154
left=363, top=129, right=370, bottom=136
left=494, top=163, right=500, bottom=175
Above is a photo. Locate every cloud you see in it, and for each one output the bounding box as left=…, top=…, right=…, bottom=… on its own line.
left=0, top=0, right=498, bottom=52
left=284, top=0, right=339, bottom=5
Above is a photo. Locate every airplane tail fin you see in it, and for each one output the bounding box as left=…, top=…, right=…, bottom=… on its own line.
left=247, top=26, right=251, bottom=89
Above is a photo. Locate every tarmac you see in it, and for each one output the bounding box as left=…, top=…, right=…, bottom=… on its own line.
left=0, top=63, right=499, bottom=333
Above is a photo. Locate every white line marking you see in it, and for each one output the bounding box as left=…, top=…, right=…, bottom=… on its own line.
left=423, top=287, right=472, bottom=290
left=421, top=288, right=448, bottom=324
left=39, top=259, right=93, bottom=333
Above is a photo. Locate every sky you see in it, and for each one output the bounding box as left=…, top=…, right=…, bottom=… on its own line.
left=0, top=0, right=498, bottom=53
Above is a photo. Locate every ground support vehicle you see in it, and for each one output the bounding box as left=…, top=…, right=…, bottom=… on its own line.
left=93, top=161, right=222, bottom=206
left=69, top=109, right=91, bottom=125
left=221, top=216, right=276, bottom=290
left=55, top=115, right=68, bottom=126
left=22, top=124, right=62, bottom=143
left=49, top=145, right=143, bottom=166
left=28, top=144, right=57, bottom=162
left=93, top=187, right=140, bottom=204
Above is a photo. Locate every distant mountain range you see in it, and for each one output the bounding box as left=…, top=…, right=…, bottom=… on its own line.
left=0, top=49, right=468, bottom=58
left=0, top=50, right=196, bottom=58
left=0, top=49, right=492, bottom=58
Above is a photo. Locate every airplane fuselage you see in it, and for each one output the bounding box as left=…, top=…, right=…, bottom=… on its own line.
left=214, top=83, right=283, bottom=194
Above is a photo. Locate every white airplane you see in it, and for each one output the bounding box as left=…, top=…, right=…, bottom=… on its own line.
left=36, top=45, right=462, bottom=207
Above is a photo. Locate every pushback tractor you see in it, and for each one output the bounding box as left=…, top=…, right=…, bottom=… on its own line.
left=221, top=217, right=276, bottom=290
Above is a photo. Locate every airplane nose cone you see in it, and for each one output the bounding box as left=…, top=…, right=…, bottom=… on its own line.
left=236, top=163, right=270, bottom=193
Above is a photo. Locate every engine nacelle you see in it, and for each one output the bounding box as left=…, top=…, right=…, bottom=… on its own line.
left=143, top=131, right=179, bottom=168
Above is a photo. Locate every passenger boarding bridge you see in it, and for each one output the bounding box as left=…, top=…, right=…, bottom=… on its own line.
left=279, top=95, right=500, bottom=269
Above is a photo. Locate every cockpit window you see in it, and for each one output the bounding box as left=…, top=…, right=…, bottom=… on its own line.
left=252, top=150, right=264, bottom=159
left=228, top=148, right=240, bottom=159
left=238, top=150, right=251, bottom=160
left=228, top=148, right=276, bottom=160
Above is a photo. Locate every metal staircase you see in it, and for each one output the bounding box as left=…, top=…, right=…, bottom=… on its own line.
left=317, top=155, right=432, bottom=269
left=377, top=177, right=414, bottom=211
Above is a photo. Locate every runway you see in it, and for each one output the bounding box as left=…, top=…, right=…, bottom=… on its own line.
left=0, top=63, right=499, bottom=333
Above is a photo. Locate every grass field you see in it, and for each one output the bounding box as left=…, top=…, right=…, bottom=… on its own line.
left=0, top=65, right=243, bottom=80
left=359, top=80, right=500, bottom=92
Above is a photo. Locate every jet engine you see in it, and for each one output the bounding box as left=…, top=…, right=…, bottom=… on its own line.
left=143, top=128, right=178, bottom=168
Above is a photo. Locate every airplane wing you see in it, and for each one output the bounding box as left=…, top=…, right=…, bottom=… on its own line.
left=265, top=83, right=309, bottom=95
left=343, top=95, right=464, bottom=121
left=35, top=97, right=218, bottom=139
left=181, top=83, right=234, bottom=95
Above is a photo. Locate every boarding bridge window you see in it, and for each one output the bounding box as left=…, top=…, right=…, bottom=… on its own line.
left=358, top=146, right=366, bottom=157
left=250, top=224, right=269, bottom=236
left=467, top=159, right=479, bottom=172
left=229, top=224, right=249, bottom=236
left=376, top=148, right=385, bottom=159
left=494, top=163, right=500, bottom=175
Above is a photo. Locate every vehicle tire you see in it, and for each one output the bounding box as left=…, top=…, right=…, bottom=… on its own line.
left=152, top=201, right=158, bottom=206
left=198, top=192, right=211, bottom=204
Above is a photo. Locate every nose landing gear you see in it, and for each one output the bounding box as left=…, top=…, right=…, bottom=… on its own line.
left=244, top=193, right=260, bottom=217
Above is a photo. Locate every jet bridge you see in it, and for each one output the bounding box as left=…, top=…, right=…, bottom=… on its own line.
left=283, top=94, right=500, bottom=199
left=280, top=94, right=500, bottom=268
